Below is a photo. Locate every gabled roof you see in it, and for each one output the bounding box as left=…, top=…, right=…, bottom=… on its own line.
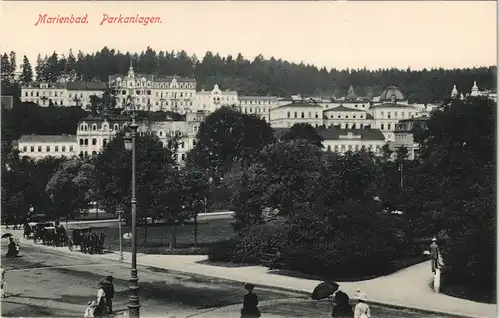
left=324, top=106, right=366, bottom=112
left=19, top=135, right=76, bottom=143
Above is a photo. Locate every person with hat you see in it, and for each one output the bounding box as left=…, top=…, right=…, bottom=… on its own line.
left=102, top=276, right=115, bottom=314
left=430, top=237, right=440, bottom=273
left=241, top=283, right=261, bottom=317
left=330, top=289, right=353, bottom=317
left=94, top=279, right=108, bottom=317
left=353, top=292, right=371, bottom=318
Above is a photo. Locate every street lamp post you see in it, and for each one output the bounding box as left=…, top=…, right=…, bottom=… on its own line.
left=124, top=106, right=140, bottom=318
left=117, top=209, right=124, bottom=262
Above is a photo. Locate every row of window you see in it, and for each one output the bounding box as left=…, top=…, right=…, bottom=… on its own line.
left=24, top=91, right=96, bottom=99
left=375, top=111, right=416, bottom=119
left=23, top=145, right=74, bottom=153
left=79, top=138, right=107, bottom=146
left=286, top=111, right=320, bottom=119
left=243, top=107, right=270, bottom=114
left=80, top=123, right=126, bottom=131
left=111, top=80, right=195, bottom=90
left=240, top=100, right=276, bottom=105
left=325, top=144, right=381, bottom=152
left=326, top=113, right=365, bottom=119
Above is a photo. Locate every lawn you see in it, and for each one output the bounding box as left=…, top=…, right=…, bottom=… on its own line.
left=86, top=218, right=235, bottom=254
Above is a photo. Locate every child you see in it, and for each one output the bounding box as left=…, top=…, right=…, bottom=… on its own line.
left=84, top=300, right=98, bottom=317
left=241, top=283, right=261, bottom=318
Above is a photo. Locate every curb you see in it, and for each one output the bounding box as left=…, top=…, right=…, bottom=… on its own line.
left=104, top=254, right=485, bottom=318
left=18, top=238, right=489, bottom=318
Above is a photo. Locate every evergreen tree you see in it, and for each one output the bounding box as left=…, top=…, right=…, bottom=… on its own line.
left=9, top=51, right=17, bottom=82
left=20, top=55, right=33, bottom=84
left=0, top=53, right=12, bottom=83
left=35, top=54, right=44, bottom=81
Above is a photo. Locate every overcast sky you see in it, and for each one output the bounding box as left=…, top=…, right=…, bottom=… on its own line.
left=0, top=1, right=496, bottom=71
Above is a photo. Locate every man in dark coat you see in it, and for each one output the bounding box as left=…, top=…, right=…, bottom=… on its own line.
left=430, top=237, right=440, bottom=273
left=102, top=276, right=115, bottom=314
left=6, top=238, right=18, bottom=257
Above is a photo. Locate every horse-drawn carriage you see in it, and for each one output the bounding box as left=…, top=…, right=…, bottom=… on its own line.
left=73, top=228, right=106, bottom=254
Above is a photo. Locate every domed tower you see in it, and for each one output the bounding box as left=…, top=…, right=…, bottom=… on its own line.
left=379, top=86, right=405, bottom=103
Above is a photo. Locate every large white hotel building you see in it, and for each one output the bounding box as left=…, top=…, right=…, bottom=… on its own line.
left=18, top=64, right=486, bottom=162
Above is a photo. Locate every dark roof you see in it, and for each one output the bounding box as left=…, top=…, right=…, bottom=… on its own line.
left=109, top=74, right=195, bottom=83
left=399, top=116, right=430, bottom=123
left=273, top=128, right=385, bottom=141
left=276, top=102, right=323, bottom=109
left=369, top=103, right=416, bottom=109
left=318, top=128, right=385, bottom=141
left=19, top=135, right=76, bottom=143
left=335, top=99, right=371, bottom=104
left=78, top=114, right=130, bottom=124
left=239, top=96, right=278, bottom=100
left=22, top=82, right=66, bottom=89
left=66, top=82, right=108, bottom=91
left=324, top=106, right=366, bottom=112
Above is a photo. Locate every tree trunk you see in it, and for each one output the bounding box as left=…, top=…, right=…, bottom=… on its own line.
left=144, top=218, right=148, bottom=247
left=172, top=221, right=177, bottom=249
left=194, top=214, right=198, bottom=248
left=96, top=202, right=99, bottom=220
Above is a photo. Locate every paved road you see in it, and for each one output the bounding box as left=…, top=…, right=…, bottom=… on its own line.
left=1, top=245, right=456, bottom=318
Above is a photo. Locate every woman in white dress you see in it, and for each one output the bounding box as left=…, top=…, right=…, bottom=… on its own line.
left=94, top=280, right=108, bottom=317
left=354, top=292, right=371, bottom=318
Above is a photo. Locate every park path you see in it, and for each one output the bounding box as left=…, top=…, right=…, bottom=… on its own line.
left=5, top=229, right=496, bottom=318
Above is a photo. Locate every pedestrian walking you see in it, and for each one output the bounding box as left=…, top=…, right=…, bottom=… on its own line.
left=430, top=237, right=440, bottom=273
left=94, top=280, right=108, bottom=317
left=353, top=292, right=371, bottom=318
left=330, top=290, right=353, bottom=317
left=241, top=283, right=261, bottom=318
left=102, top=276, right=115, bottom=314
left=1, top=265, right=5, bottom=298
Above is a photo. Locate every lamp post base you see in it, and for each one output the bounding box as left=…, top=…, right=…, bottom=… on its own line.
left=127, top=304, right=140, bottom=318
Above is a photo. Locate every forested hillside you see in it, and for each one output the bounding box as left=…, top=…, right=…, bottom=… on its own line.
left=2, top=47, right=496, bottom=104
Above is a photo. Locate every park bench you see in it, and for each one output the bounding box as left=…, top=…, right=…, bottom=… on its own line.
left=260, top=252, right=284, bottom=270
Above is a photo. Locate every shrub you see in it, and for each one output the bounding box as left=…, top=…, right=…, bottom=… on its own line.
left=207, top=238, right=238, bottom=262
left=233, top=219, right=290, bottom=264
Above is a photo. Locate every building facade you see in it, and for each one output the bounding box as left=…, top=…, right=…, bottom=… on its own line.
left=18, top=135, right=77, bottom=160
left=390, top=116, right=429, bottom=160
left=193, top=84, right=238, bottom=113
left=238, top=96, right=278, bottom=122
left=109, top=63, right=197, bottom=113
left=20, top=82, right=107, bottom=108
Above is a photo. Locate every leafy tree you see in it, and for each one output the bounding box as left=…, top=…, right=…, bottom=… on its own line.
left=93, top=132, right=177, bottom=237
left=407, top=97, right=495, bottom=293
left=46, top=159, right=94, bottom=220
left=281, top=123, right=324, bottom=148
left=380, top=143, right=393, bottom=162
left=186, top=106, right=275, bottom=174
left=20, top=55, right=33, bottom=84
left=395, top=146, right=409, bottom=163
left=177, top=168, right=211, bottom=247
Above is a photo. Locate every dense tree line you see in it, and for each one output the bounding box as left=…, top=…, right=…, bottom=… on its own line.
left=1, top=48, right=496, bottom=104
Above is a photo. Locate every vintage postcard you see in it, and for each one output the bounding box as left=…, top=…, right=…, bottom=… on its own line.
left=0, top=1, right=496, bottom=318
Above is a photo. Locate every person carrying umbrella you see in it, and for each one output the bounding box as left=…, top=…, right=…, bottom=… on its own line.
left=5, top=237, right=19, bottom=257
